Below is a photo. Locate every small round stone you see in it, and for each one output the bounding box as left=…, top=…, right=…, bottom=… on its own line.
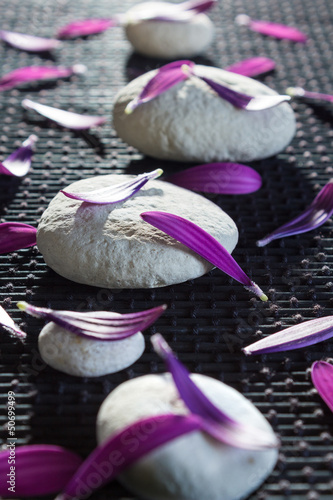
left=38, top=313, right=145, bottom=377
left=125, top=2, right=214, bottom=58
left=37, top=175, right=238, bottom=288
left=96, top=373, right=278, bottom=500
left=113, top=65, right=296, bottom=162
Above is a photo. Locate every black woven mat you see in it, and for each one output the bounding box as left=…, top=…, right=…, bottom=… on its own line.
left=1, top=0, right=333, bottom=498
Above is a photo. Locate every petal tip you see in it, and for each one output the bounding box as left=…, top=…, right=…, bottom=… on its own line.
left=17, top=301, right=28, bottom=311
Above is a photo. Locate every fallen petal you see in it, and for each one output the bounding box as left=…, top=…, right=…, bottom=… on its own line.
left=17, top=301, right=167, bottom=341
left=22, top=99, right=107, bottom=130
left=0, top=444, right=82, bottom=497
left=225, top=57, right=276, bottom=77
left=56, top=414, right=202, bottom=500
left=0, top=29, right=61, bottom=52
left=0, top=305, right=26, bottom=339
left=57, top=18, right=120, bottom=39
left=257, top=181, right=333, bottom=246
left=126, top=0, right=216, bottom=22
left=236, top=14, right=307, bottom=43
left=61, top=169, right=163, bottom=203
left=152, top=334, right=278, bottom=449
left=287, top=86, right=333, bottom=104
left=0, top=64, right=85, bottom=91
left=197, top=73, right=290, bottom=110
left=0, top=135, right=37, bottom=176
left=311, top=361, right=333, bottom=413
left=167, top=163, right=262, bottom=194
left=141, top=211, right=267, bottom=300
left=243, top=316, right=333, bottom=355
left=0, top=222, right=37, bottom=254
left=125, top=60, right=195, bottom=113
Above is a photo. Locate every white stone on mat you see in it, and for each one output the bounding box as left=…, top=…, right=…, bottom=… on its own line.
left=37, top=175, right=238, bottom=288
left=113, top=65, right=296, bottom=162
left=96, top=373, right=278, bottom=500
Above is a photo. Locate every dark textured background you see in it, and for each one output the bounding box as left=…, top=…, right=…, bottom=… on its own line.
left=0, top=0, right=333, bottom=498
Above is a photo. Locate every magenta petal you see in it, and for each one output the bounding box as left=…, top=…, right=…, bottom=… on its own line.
left=0, top=222, right=37, bottom=254
left=0, top=444, right=82, bottom=497
left=0, top=135, right=37, bottom=177
left=236, top=14, right=307, bottom=43
left=61, top=168, right=163, bottom=204
left=0, top=29, right=61, bottom=52
left=56, top=414, right=202, bottom=500
left=141, top=211, right=267, bottom=300
left=167, top=163, right=262, bottom=194
left=257, top=182, right=333, bottom=246
left=243, top=316, right=333, bottom=355
left=57, top=18, right=119, bottom=39
left=225, top=57, right=276, bottom=77
left=311, top=361, right=333, bottom=413
left=287, top=86, right=333, bottom=104
left=152, top=334, right=278, bottom=449
left=0, top=305, right=26, bottom=339
left=180, top=0, right=217, bottom=13
left=0, top=65, right=85, bottom=91
left=125, top=60, right=195, bottom=113
left=18, top=301, right=167, bottom=341
left=22, top=99, right=106, bottom=130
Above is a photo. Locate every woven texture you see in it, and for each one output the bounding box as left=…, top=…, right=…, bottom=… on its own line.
left=0, top=0, right=333, bottom=498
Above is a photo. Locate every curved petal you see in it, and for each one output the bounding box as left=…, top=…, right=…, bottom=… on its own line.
left=0, top=65, right=85, bottom=91
left=0, top=135, right=37, bottom=176
left=225, top=57, right=276, bottom=77
left=236, top=14, right=307, bottom=43
left=311, top=361, right=333, bottom=413
left=0, top=305, right=26, bottom=339
left=0, top=29, right=61, bottom=52
left=57, top=18, right=119, bottom=38
left=0, top=222, right=37, bottom=254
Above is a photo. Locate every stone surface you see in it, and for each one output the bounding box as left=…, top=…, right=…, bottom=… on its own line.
left=37, top=175, right=238, bottom=288
left=97, top=373, right=279, bottom=500
left=113, top=65, right=296, bottom=162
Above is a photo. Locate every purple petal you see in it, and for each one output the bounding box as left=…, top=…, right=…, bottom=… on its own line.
left=236, top=14, right=307, bottom=43
left=311, top=361, right=333, bottom=413
left=167, top=163, right=262, bottom=194
left=17, top=301, right=167, bottom=341
left=61, top=168, right=163, bottom=204
left=196, top=73, right=290, bottom=110
left=257, top=182, right=333, bottom=246
left=0, top=64, right=86, bottom=91
left=127, top=0, right=216, bottom=22
left=152, top=334, right=278, bottom=449
left=0, top=135, right=37, bottom=177
left=287, top=86, right=333, bottom=104
left=125, top=60, right=195, bottom=113
left=22, top=99, right=107, bottom=130
left=243, top=316, right=333, bottom=355
left=140, top=211, right=268, bottom=300
left=225, top=57, right=276, bottom=77
left=56, top=413, right=203, bottom=500
left=0, top=29, right=61, bottom=52
left=57, top=18, right=119, bottom=39
left=0, top=222, right=37, bottom=254
left=0, top=305, right=26, bottom=339
left=0, top=444, right=82, bottom=497
left=179, top=0, right=217, bottom=13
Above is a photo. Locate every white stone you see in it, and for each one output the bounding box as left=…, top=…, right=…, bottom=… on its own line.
left=113, top=64, right=296, bottom=162
left=37, top=175, right=238, bottom=288
left=96, top=373, right=278, bottom=500
left=124, top=2, right=214, bottom=58
left=38, top=312, right=145, bottom=377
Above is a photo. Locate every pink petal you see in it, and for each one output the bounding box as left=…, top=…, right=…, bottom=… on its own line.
left=287, top=86, right=333, bottom=104
left=125, top=60, right=195, bottom=113
left=0, top=305, right=26, bottom=339
left=0, top=64, right=85, bottom=91
left=0, top=135, right=37, bottom=176
left=236, top=14, right=307, bottom=43
left=225, top=57, right=276, bottom=77
left=0, top=222, right=37, bottom=254
left=167, top=163, right=262, bottom=194
left=0, top=445, right=82, bottom=497
left=56, top=414, right=202, bottom=500
left=311, top=361, right=333, bottom=413
left=22, top=99, right=107, bottom=130
left=57, top=18, right=119, bottom=39
left=0, top=29, right=61, bottom=52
